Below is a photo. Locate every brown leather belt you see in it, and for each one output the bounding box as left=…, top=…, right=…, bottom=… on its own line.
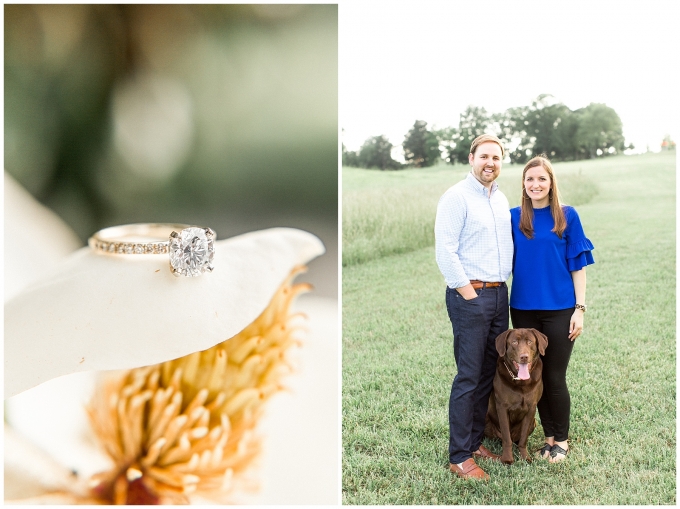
left=470, top=280, right=503, bottom=290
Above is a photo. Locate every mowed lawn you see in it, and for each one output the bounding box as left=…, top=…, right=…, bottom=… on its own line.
left=342, top=151, right=676, bottom=505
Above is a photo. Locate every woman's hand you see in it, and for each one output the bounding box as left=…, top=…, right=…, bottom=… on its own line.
left=568, top=309, right=584, bottom=341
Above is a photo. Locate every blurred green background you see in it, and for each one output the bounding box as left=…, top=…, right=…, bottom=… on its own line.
left=4, top=4, right=338, bottom=297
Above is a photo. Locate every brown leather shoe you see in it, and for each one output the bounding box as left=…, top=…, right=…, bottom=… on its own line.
left=473, top=444, right=501, bottom=462
left=449, top=458, right=489, bottom=480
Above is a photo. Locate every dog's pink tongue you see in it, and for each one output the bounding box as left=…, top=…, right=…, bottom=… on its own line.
left=517, top=363, right=530, bottom=380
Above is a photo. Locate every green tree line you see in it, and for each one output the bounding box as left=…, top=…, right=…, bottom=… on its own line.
left=343, top=94, right=633, bottom=170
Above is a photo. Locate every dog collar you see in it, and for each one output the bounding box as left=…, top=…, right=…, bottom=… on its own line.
left=503, top=360, right=522, bottom=381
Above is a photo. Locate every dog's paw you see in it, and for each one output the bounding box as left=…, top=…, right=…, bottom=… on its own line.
left=519, top=448, right=532, bottom=463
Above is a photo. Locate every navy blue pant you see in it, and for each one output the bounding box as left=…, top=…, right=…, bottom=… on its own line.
left=445, top=284, right=509, bottom=464
left=510, top=307, right=575, bottom=442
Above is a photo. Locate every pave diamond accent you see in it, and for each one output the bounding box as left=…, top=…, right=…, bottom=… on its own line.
left=169, top=227, right=215, bottom=277
left=92, top=241, right=168, bottom=255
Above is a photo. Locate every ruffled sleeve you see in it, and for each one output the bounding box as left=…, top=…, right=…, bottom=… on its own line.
left=564, top=206, right=595, bottom=271
left=566, top=237, right=595, bottom=271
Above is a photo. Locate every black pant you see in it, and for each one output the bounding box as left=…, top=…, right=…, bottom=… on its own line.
left=446, top=285, right=509, bottom=464
left=510, top=307, right=575, bottom=442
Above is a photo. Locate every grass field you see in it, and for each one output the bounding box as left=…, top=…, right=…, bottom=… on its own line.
left=342, top=151, right=676, bottom=505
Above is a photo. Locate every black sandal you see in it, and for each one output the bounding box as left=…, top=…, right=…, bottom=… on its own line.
left=536, top=443, right=553, bottom=459
left=549, top=444, right=568, bottom=462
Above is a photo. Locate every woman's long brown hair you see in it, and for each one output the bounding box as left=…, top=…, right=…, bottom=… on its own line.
left=519, top=155, right=567, bottom=239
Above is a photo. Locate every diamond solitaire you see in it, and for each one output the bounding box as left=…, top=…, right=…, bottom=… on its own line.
left=169, top=227, right=215, bottom=277
left=89, top=223, right=216, bottom=277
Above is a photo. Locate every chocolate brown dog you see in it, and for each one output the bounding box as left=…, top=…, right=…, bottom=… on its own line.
left=484, top=328, right=548, bottom=464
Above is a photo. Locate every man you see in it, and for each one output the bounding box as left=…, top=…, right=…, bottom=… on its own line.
left=434, top=134, right=513, bottom=480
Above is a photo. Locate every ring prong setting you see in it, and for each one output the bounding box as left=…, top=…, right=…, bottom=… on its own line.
left=169, top=227, right=216, bottom=277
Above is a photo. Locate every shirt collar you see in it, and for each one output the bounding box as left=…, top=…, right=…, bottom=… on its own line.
left=466, top=171, right=498, bottom=197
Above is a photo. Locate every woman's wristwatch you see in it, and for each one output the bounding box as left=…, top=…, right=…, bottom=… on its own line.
left=575, top=303, right=587, bottom=312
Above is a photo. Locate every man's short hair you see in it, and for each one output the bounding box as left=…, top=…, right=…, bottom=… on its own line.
left=470, top=134, right=505, bottom=156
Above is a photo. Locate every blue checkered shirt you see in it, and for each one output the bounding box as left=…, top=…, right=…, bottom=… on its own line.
left=435, top=172, right=513, bottom=289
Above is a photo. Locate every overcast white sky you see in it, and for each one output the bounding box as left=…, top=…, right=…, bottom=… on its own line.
left=340, top=0, right=680, bottom=158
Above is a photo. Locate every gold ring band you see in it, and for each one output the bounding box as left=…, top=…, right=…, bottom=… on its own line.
left=88, top=223, right=216, bottom=277
left=88, top=223, right=191, bottom=255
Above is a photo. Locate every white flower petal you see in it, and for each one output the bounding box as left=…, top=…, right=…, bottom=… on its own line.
left=4, top=422, right=85, bottom=502
left=5, top=228, right=324, bottom=398
left=4, top=295, right=338, bottom=505
left=231, top=294, right=339, bottom=504
left=5, top=372, right=112, bottom=483
left=4, top=171, right=81, bottom=301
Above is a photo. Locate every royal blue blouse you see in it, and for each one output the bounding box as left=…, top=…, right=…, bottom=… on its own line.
left=510, top=205, right=595, bottom=310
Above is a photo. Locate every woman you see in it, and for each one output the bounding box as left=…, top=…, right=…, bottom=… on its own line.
left=509, top=155, right=594, bottom=463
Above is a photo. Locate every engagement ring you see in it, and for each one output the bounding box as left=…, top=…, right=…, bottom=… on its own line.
left=89, top=223, right=216, bottom=277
